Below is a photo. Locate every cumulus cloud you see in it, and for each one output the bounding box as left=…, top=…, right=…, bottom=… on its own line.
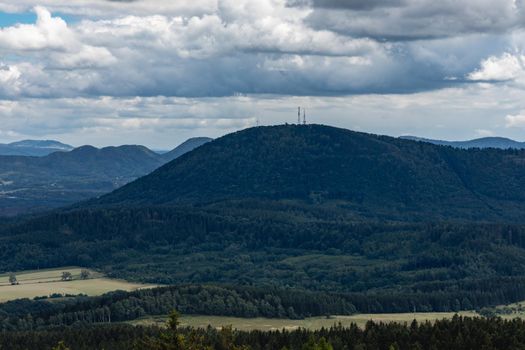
left=0, top=65, right=21, bottom=87
left=0, top=3, right=501, bottom=100
left=468, top=53, right=525, bottom=81
left=0, top=0, right=524, bottom=146
left=0, top=2, right=519, bottom=101
left=0, top=4, right=401, bottom=98
left=0, top=7, right=115, bottom=71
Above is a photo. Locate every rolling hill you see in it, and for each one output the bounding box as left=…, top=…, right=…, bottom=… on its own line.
left=0, top=137, right=211, bottom=216
left=400, top=136, right=525, bottom=149
left=161, top=137, right=212, bottom=162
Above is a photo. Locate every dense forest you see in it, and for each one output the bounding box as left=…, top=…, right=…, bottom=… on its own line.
left=0, top=285, right=355, bottom=331
left=3, top=206, right=525, bottom=312
left=1, top=314, right=525, bottom=350
left=0, top=283, right=519, bottom=332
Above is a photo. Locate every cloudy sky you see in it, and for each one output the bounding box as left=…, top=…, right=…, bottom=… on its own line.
left=0, top=0, right=524, bottom=148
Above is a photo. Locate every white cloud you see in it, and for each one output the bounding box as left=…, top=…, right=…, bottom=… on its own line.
left=0, top=6, right=74, bottom=50
left=0, top=64, right=23, bottom=96
left=0, top=65, right=21, bottom=86
left=468, top=53, right=525, bottom=81
left=0, top=7, right=116, bottom=70
left=53, top=45, right=116, bottom=68
left=78, top=11, right=376, bottom=58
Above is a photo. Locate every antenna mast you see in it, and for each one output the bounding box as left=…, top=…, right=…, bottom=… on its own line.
left=303, top=108, right=306, bottom=125
left=298, top=107, right=301, bottom=124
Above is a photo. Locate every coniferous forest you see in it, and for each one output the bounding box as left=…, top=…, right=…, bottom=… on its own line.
left=3, top=313, right=525, bottom=350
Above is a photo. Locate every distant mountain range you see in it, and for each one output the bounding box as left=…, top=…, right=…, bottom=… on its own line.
left=162, top=137, right=213, bottom=160
left=400, top=136, right=525, bottom=149
left=2, top=135, right=519, bottom=158
left=0, top=137, right=212, bottom=216
left=0, top=140, right=74, bottom=156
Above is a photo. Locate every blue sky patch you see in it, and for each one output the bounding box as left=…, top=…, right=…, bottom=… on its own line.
left=0, top=11, right=78, bottom=27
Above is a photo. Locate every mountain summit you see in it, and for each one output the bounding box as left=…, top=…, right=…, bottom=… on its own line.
left=93, top=124, right=525, bottom=221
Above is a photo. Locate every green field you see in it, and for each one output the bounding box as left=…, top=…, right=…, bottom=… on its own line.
left=0, top=267, right=155, bottom=302
left=132, top=311, right=479, bottom=331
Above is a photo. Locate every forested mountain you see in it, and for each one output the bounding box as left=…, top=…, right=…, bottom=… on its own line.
left=0, top=140, right=73, bottom=156
left=0, top=138, right=210, bottom=216
left=94, top=124, right=525, bottom=222
left=401, top=135, right=525, bottom=149
left=5, top=125, right=525, bottom=313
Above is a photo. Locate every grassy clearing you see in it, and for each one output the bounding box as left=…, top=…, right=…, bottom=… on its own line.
left=0, top=266, right=155, bottom=302
left=132, top=311, right=479, bottom=331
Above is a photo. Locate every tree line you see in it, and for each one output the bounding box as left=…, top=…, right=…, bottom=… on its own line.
left=2, top=314, right=525, bottom=350
left=3, top=283, right=525, bottom=331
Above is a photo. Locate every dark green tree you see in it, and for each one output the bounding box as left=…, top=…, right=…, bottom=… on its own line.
left=80, top=269, right=91, bottom=280
left=61, top=272, right=73, bottom=281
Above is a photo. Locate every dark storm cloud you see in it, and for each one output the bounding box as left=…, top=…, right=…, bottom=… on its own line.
left=287, top=0, right=404, bottom=11
left=291, top=0, right=525, bottom=41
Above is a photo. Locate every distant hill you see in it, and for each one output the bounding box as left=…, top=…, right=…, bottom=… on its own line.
left=0, top=137, right=210, bottom=216
left=161, top=137, right=212, bottom=162
left=0, top=139, right=74, bottom=156
left=93, top=124, right=525, bottom=222
left=400, top=136, right=525, bottom=149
